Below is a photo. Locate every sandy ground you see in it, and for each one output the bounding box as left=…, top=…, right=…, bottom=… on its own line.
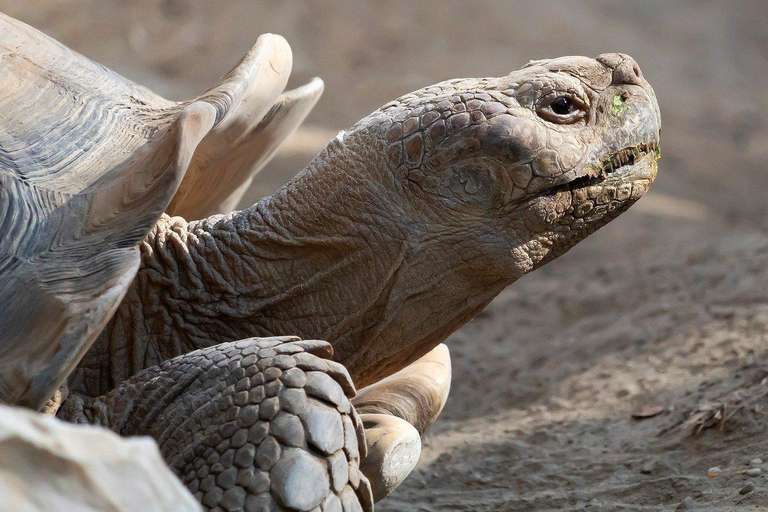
left=4, top=1, right=768, bottom=510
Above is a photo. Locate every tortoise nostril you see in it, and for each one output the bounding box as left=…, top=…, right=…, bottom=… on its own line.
left=613, top=57, right=645, bottom=87
left=597, top=54, right=645, bottom=87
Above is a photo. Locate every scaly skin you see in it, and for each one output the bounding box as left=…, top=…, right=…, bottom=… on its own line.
left=60, top=53, right=660, bottom=510
left=71, top=53, right=660, bottom=397
left=61, top=337, right=374, bottom=511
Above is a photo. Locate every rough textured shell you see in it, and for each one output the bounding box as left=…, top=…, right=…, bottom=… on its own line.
left=0, top=13, right=301, bottom=411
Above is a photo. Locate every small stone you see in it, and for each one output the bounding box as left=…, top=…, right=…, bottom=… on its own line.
left=707, top=466, right=722, bottom=477
left=746, top=468, right=762, bottom=477
left=751, top=458, right=763, bottom=467
left=740, top=482, right=755, bottom=495
left=676, top=496, right=696, bottom=510
left=640, top=460, right=654, bottom=474
left=631, top=405, right=665, bottom=420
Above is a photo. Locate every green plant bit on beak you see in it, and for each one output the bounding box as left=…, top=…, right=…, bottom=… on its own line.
left=612, top=94, right=629, bottom=116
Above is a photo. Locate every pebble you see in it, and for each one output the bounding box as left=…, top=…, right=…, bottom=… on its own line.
left=751, top=458, right=763, bottom=467
left=707, top=466, right=723, bottom=477
left=676, top=496, right=696, bottom=509
left=746, top=468, right=762, bottom=477
left=740, top=482, right=755, bottom=495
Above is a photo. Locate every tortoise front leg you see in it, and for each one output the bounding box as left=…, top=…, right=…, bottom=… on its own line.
left=58, top=338, right=451, bottom=510
left=58, top=337, right=374, bottom=511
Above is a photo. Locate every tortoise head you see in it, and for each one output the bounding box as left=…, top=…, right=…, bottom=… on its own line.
left=348, top=52, right=660, bottom=280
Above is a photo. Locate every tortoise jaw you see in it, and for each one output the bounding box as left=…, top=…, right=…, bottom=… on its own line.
left=597, top=141, right=660, bottom=177
left=543, top=141, right=660, bottom=196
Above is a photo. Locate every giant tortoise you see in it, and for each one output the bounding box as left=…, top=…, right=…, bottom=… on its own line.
left=0, top=12, right=660, bottom=512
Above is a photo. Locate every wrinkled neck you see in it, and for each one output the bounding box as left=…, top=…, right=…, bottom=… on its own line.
left=182, top=138, right=418, bottom=379
left=183, top=135, right=508, bottom=386
left=87, top=135, right=509, bottom=395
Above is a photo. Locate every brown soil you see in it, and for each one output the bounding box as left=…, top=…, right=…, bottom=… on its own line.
left=6, top=1, right=768, bottom=510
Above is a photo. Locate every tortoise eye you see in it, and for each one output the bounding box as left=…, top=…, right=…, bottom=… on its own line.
left=551, top=97, right=574, bottom=115
left=537, top=94, right=588, bottom=124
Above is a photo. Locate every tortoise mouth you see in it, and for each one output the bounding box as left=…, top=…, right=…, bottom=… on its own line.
left=543, top=141, right=660, bottom=196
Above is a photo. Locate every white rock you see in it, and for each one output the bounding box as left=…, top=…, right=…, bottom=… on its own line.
left=0, top=405, right=200, bottom=512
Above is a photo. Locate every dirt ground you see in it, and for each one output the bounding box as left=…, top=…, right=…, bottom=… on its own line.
left=5, top=1, right=768, bottom=510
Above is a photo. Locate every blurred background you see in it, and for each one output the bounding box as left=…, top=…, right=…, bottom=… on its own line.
left=5, top=1, right=768, bottom=509
left=5, top=1, right=767, bottom=216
